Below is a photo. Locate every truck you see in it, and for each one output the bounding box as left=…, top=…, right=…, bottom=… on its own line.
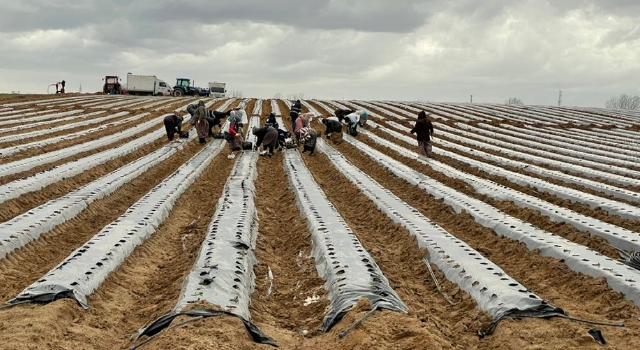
left=208, top=82, right=227, bottom=98
left=172, top=78, right=210, bottom=97
left=126, top=74, right=172, bottom=96
left=102, top=75, right=125, bottom=94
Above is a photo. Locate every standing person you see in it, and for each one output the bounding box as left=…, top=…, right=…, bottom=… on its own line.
left=299, top=127, right=318, bottom=155
left=193, top=101, right=209, bottom=144
left=290, top=99, right=301, bottom=133
left=344, top=112, right=359, bottom=136
left=60, top=80, right=66, bottom=94
left=334, top=108, right=354, bottom=123
left=321, top=118, right=343, bottom=144
left=55, top=82, right=59, bottom=94
left=409, top=111, right=435, bottom=158
left=252, top=125, right=278, bottom=157
left=223, top=120, right=242, bottom=159
left=163, top=114, right=184, bottom=141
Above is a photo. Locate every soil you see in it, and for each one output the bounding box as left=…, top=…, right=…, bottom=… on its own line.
left=0, top=95, right=639, bottom=350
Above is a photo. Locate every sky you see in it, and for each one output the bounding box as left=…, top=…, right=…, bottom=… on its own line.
left=0, top=0, right=639, bottom=107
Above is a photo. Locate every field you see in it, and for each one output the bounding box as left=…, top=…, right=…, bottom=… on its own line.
left=0, top=94, right=639, bottom=350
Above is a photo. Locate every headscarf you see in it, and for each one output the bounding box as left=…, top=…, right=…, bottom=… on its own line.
left=418, top=111, right=427, bottom=120
left=299, top=112, right=314, bottom=127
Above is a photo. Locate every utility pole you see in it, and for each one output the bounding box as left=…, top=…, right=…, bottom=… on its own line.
left=558, top=90, right=562, bottom=107
left=79, top=84, right=82, bottom=93
left=470, top=95, right=473, bottom=104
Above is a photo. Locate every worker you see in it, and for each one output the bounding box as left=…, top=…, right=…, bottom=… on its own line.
left=334, top=108, right=354, bottom=122
left=299, top=112, right=314, bottom=128
left=409, top=111, right=435, bottom=158
left=192, top=101, right=209, bottom=144
left=266, top=112, right=278, bottom=127
left=299, top=127, right=318, bottom=155
left=321, top=118, right=343, bottom=144
left=55, top=82, right=60, bottom=94
left=252, top=125, right=278, bottom=157
left=163, top=114, right=183, bottom=141
left=344, top=112, right=359, bottom=136
left=206, top=110, right=227, bottom=137
left=356, top=110, right=368, bottom=126
left=60, top=80, right=66, bottom=94
left=223, top=120, right=242, bottom=159
left=290, top=100, right=301, bottom=133
left=228, top=108, right=246, bottom=137
left=276, top=127, right=292, bottom=150
left=186, top=101, right=200, bottom=117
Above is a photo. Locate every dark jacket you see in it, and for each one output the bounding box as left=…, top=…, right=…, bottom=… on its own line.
left=290, top=101, right=302, bottom=118
left=211, top=110, right=228, bottom=119
left=410, top=112, right=434, bottom=142
left=321, top=118, right=342, bottom=136
left=266, top=113, right=277, bottom=127
left=334, top=109, right=354, bottom=122
left=253, top=126, right=276, bottom=147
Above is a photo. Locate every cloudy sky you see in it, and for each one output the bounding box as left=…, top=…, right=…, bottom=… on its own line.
left=0, top=0, right=638, bottom=107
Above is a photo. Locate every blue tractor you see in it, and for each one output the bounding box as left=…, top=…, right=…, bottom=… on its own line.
left=172, top=78, right=210, bottom=97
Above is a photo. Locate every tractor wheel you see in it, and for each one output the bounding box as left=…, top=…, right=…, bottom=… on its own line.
left=173, top=89, right=184, bottom=97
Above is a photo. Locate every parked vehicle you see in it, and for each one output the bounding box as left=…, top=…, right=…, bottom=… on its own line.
left=208, top=82, right=227, bottom=98
left=172, top=78, right=210, bottom=97
left=102, top=76, right=125, bottom=94
left=126, top=74, right=172, bottom=96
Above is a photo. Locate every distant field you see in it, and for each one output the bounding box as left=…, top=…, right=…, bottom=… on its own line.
left=0, top=95, right=639, bottom=350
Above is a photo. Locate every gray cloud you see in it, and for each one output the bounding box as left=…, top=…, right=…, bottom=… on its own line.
left=0, top=0, right=639, bottom=106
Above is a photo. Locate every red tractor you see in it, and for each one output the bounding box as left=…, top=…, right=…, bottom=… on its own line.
left=102, top=75, right=126, bottom=94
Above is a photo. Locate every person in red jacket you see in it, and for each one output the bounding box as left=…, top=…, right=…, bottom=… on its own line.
left=224, top=121, right=243, bottom=159
left=409, top=111, right=434, bottom=157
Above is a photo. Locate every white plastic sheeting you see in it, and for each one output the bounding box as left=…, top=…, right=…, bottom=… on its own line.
left=0, top=112, right=148, bottom=157
left=283, top=149, right=407, bottom=330
left=0, top=112, right=160, bottom=177
left=0, top=115, right=192, bottom=206
left=434, top=122, right=640, bottom=187
left=1, top=96, right=89, bottom=107
left=342, top=133, right=640, bottom=307
left=0, top=109, right=82, bottom=124
left=360, top=128, right=640, bottom=252
left=317, top=138, right=562, bottom=322
left=383, top=121, right=640, bottom=212
left=0, top=111, right=107, bottom=135
left=456, top=123, right=640, bottom=169
left=381, top=122, right=640, bottom=204
left=252, top=99, right=262, bottom=115
left=8, top=136, right=226, bottom=308
left=0, top=131, right=197, bottom=261
left=175, top=150, right=259, bottom=318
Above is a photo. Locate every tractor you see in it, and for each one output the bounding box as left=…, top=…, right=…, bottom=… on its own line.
left=172, top=78, right=210, bottom=97
left=102, top=76, right=125, bottom=94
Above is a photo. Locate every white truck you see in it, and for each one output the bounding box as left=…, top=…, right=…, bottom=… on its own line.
left=126, top=74, right=172, bottom=96
left=208, top=82, right=227, bottom=98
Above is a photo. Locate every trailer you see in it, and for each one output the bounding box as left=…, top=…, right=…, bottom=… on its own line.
left=208, top=82, right=227, bottom=98
left=126, top=74, right=172, bottom=96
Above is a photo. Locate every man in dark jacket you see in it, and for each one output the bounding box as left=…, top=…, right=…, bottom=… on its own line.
left=265, top=112, right=278, bottom=128
left=409, top=111, right=434, bottom=157
left=205, top=110, right=227, bottom=137
left=334, top=108, right=354, bottom=123
left=252, top=125, right=279, bottom=156
left=321, top=118, right=343, bottom=144
left=163, top=114, right=184, bottom=141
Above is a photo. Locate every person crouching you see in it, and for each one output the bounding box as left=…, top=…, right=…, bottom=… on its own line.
left=163, top=114, right=183, bottom=141
left=253, top=125, right=278, bottom=157
left=299, top=127, right=318, bottom=155
left=321, top=118, right=343, bottom=144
